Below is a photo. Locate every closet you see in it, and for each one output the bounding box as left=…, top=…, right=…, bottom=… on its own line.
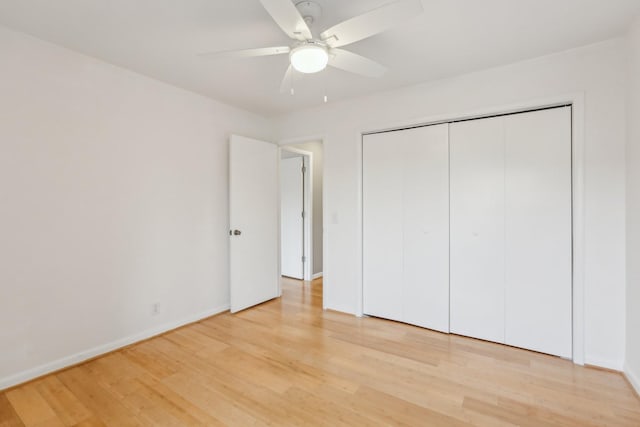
left=363, top=106, right=572, bottom=358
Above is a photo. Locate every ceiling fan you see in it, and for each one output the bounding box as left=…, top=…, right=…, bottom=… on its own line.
left=199, top=0, right=424, bottom=93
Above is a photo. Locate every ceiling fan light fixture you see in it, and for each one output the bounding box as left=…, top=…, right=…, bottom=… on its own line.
left=290, top=43, right=328, bottom=74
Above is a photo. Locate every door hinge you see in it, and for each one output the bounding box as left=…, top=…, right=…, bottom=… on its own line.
left=302, top=211, right=306, bottom=218
left=302, top=166, right=307, bottom=174
left=302, top=256, right=307, bottom=263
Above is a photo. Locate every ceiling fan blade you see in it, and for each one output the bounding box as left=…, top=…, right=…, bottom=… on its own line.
left=259, top=0, right=313, bottom=41
left=320, top=0, right=423, bottom=48
left=199, top=46, right=290, bottom=60
left=280, top=65, right=294, bottom=94
left=328, top=49, right=387, bottom=78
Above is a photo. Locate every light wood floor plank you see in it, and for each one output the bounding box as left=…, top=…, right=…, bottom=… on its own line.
left=1, top=277, right=639, bottom=426
left=32, top=376, right=92, bottom=426
left=0, top=394, right=25, bottom=427
left=5, top=385, right=65, bottom=427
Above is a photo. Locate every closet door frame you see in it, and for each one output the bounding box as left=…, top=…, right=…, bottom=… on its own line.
left=356, top=93, right=586, bottom=365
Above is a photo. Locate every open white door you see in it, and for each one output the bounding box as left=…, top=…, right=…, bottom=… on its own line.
left=229, top=135, right=279, bottom=313
left=280, top=156, right=304, bottom=279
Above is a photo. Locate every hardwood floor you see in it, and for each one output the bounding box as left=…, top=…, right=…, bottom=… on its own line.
left=2, top=277, right=639, bottom=426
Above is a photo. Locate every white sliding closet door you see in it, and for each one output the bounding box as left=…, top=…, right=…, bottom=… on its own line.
left=449, top=117, right=506, bottom=343
left=403, top=125, right=450, bottom=332
left=363, top=124, right=450, bottom=332
left=504, top=107, right=572, bottom=358
left=450, top=107, right=572, bottom=357
left=362, top=132, right=404, bottom=321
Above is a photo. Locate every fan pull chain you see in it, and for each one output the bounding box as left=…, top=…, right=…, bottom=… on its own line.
left=290, top=68, right=295, bottom=95
left=323, top=72, right=328, bottom=103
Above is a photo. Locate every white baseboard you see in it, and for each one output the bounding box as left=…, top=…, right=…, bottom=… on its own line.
left=624, top=363, right=640, bottom=397
left=312, top=272, right=323, bottom=279
left=0, top=304, right=229, bottom=391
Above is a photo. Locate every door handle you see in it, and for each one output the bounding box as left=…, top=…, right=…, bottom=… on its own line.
left=230, top=229, right=242, bottom=236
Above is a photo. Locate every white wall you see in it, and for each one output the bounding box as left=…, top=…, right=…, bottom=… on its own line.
left=0, top=26, right=273, bottom=388
left=625, top=17, right=640, bottom=392
left=274, top=39, right=628, bottom=370
left=288, top=141, right=323, bottom=276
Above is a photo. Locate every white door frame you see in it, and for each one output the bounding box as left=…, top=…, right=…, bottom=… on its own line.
left=280, top=146, right=314, bottom=282
left=356, top=93, right=586, bottom=365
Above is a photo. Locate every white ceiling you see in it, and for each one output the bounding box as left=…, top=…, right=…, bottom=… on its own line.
left=1, top=0, right=639, bottom=116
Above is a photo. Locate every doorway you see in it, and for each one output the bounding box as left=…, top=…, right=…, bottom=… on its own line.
left=280, top=141, right=323, bottom=283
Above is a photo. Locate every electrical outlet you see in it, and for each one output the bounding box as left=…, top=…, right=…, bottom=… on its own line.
left=152, top=303, right=160, bottom=316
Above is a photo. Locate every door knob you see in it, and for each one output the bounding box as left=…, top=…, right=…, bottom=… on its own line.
left=231, top=229, right=242, bottom=236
